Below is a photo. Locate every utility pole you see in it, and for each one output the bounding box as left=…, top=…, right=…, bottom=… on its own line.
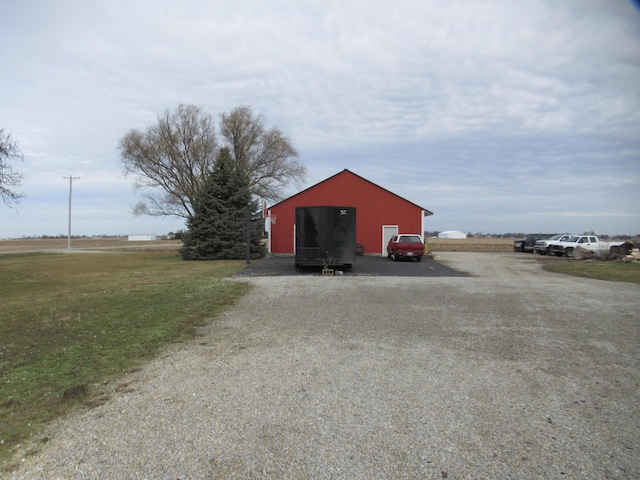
left=246, top=205, right=251, bottom=265
left=63, top=176, right=80, bottom=249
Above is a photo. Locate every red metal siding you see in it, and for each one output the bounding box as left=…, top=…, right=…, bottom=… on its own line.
left=269, top=170, right=429, bottom=254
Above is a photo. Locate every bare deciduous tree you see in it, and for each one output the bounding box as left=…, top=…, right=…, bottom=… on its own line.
left=119, top=105, right=218, bottom=218
left=220, top=105, right=306, bottom=201
left=0, top=129, right=25, bottom=206
left=119, top=104, right=305, bottom=220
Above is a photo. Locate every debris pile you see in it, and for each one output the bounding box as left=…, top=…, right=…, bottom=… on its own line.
left=610, top=242, right=635, bottom=261
left=622, top=250, right=640, bottom=263
left=573, top=246, right=598, bottom=261
left=573, top=242, right=635, bottom=261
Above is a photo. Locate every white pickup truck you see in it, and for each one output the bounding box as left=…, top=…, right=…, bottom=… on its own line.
left=534, top=234, right=573, bottom=255
left=549, top=235, right=630, bottom=257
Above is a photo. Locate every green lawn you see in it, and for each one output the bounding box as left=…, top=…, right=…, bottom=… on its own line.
left=542, top=259, right=640, bottom=284
left=0, top=250, right=250, bottom=468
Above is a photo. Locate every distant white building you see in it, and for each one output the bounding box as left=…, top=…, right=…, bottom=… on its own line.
left=438, top=230, right=467, bottom=239
left=128, top=233, right=157, bottom=241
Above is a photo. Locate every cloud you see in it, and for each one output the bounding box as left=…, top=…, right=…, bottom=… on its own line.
left=1, top=0, right=639, bottom=238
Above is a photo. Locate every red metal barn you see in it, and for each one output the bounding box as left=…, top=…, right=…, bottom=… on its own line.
left=267, top=169, right=433, bottom=255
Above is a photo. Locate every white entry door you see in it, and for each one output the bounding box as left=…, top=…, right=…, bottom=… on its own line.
left=382, top=225, right=398, bottom=256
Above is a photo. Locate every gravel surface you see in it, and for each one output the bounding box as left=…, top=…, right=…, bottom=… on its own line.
left=7, top=252, right=640, bottom=479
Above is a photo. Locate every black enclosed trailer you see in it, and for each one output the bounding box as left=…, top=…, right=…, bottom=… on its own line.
left=295, top=206, right=356, bottom=268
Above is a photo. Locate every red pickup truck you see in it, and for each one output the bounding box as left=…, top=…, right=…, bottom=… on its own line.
left=387, top=234, right=425, bottom=262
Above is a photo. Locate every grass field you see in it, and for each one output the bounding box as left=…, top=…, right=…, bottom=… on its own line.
left=0, top=237, right=183, bottom=252
left=426, top=237, right=515, bottom=252
left=0, top=249, right=248, bottom=467
left=540, top=258, right=640, bottom=284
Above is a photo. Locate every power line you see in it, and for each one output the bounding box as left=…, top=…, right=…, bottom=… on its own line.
left=63, top=176, right=80, bottom=249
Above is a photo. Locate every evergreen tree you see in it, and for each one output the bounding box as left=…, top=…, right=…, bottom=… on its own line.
left=180, top=148, right=266, bottom=260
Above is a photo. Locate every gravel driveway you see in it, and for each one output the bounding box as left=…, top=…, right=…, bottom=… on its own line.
left=8, top=252, right=640, bottom=479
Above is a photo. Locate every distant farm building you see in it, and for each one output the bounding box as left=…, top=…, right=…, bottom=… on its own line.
left=128, top=233, right=156, bottom=241
left=267, top=169, right=433, bottom=255
left=437, top=230, right=467, bottom=239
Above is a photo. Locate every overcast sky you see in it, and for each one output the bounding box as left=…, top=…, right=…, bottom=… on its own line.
left=2, top=0, right=639, bottom=239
